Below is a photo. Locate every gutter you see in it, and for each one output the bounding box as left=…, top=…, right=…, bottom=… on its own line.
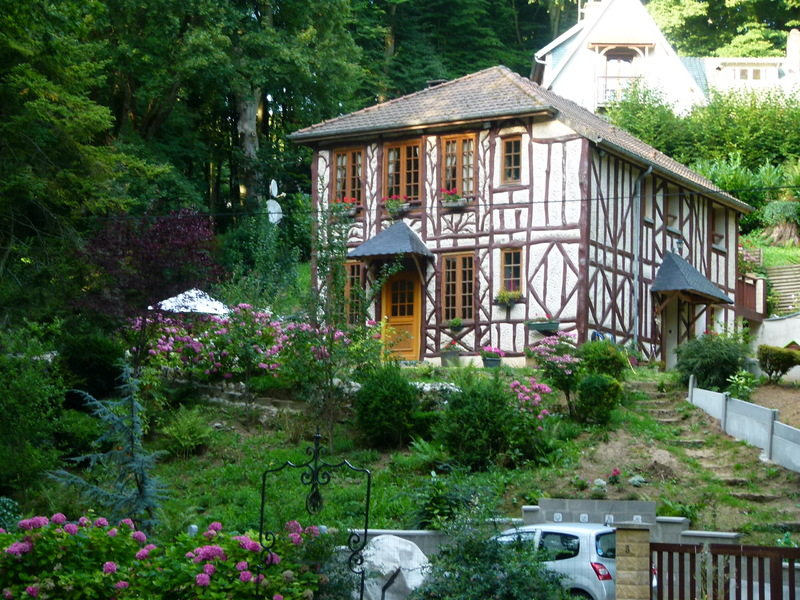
left=632, top=165, right=653, bottom=351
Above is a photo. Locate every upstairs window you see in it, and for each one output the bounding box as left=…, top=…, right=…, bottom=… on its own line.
left=385, top=141, right=421, bottom=201
left=333, top=149, right=363, bottom=204
left=502, top=136, right=521, bottom=184
left=442, top=135, right=475, bottom=198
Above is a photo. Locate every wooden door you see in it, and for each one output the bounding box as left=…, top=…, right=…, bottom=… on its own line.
left=382, top=271, right=421, bottom=361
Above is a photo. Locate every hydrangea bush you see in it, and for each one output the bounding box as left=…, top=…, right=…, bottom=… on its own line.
left=1, top=515, right=347, bottom=599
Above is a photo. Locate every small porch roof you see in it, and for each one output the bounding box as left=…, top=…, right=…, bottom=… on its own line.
left=651, top=251, right=733, bottom=305
left=347, top=221, right=434, bottom=260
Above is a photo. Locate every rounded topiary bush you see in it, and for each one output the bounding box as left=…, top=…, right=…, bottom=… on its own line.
left=575, top=373, right=622, bottom=425
left=675, top=333, right=748, bottom=390
left=355, top=362, right=418, bottom=449
left=578, top=339, right=629, bottom=381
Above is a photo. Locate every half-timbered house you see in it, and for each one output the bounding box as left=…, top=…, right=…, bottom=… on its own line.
left=289, top=66, right=756, bottom=367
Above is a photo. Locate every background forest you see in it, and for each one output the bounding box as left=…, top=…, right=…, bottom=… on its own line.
left=1, top=0, right=799, bottom=326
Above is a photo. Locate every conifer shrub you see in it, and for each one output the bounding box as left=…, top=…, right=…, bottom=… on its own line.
left=575, top=374, right=622, bottom=425
left=757, top=344, right=800, bottom=383
left=675, top=333, right=748, bottom=390
left=355, top=362, right=418, bottom=449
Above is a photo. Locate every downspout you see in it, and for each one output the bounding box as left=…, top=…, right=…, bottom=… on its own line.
left=632, top=165, right=653, bottom=351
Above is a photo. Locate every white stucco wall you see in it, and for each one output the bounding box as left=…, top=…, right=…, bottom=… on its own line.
left=752, top=313, right=800, bottom=382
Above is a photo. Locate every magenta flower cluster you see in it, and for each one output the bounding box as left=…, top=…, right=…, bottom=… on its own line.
left=509, top=377, right=552, bottom=422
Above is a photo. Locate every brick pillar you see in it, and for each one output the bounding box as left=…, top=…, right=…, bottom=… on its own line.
left=615, top=522, right=651, bottom=600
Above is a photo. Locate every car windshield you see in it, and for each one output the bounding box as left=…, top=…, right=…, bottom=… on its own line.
left=596, top=532, right=616, bottom=558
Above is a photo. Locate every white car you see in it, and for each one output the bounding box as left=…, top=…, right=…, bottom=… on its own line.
left=496, top=522, right=619, bottom=600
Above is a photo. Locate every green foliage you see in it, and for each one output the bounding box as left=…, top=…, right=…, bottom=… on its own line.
left=578, top=339, right=630, bottom=381
left=757, top=344, right=800, bottom=383
left=726, top=370, right=758, bottom=402
left=675, top=333, right=749, bottom=390
left=53, top=410, right=104, bottom=458
left=57, top=330, right=125, bottom=399
left=0, top=321, right=64, bottom=491
left=355, top=363, right=419, bottom=449
left=409, top=503, right=570, bottom=600
left=0, top=516, right=352, bottom=600
left=762, top=200, right=800, bottom=227
left=410, top=471, right=481, bottom=530
left=161, top=406, right=211, bottom=460
left=215, top=212, right=301, bottom=314
left=575, top=374, right=623, bottom=425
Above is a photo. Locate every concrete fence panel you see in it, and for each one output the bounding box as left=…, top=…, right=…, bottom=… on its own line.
left=690, top=388, right=726, bottom=420
left=772, top=421, right=800, bottom=472
left=724, top=397, right=777, bottom=452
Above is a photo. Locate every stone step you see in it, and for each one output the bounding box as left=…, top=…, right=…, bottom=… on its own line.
left=718, top=477, right=749, bottom=487
left=669, top=439, right=705, bottom=448
left=655, top=417, right=684, bottom=425
left=730, top=492, right=784, bottom=503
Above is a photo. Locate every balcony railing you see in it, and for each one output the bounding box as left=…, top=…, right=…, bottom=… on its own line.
left=736, top=274, right=767, bottom=318
left=596, top=75, right=641, bottom=106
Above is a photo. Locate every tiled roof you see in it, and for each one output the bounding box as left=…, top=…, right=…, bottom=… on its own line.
left=651, top=251, right=733, bottom=304
left=291, top=65, right=750, bottom=212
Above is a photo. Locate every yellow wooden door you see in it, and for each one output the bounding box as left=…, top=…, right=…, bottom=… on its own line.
left=382, top=272, right=421, bottom=361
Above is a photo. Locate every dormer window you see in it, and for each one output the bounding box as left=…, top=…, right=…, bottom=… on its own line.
left=590, top=44, right=651, bottom=106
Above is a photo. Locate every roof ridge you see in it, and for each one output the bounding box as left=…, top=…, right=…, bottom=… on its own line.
left=291, top=67, right=504, bottom=137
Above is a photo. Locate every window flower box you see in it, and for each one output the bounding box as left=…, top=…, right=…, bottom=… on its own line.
left=526, top=321, right=559, bottom=335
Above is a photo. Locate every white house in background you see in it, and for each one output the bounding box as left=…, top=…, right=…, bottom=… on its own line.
left=533, top=0, right=800, bottom=114
left=532, top=0, right=705, bottom=114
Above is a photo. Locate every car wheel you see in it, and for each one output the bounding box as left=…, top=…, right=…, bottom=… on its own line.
left=569, top=591, right=594, bottom=600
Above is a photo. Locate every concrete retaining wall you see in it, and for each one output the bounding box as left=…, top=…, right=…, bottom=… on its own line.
left=688, top=377, right=800, bottom=474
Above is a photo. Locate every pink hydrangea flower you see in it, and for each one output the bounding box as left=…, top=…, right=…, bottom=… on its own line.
left=273, top=595, right=284, bottom=600
left=207, top=522, right=222, bottom=531
left=93, top=518, right=109, bottom=528
left=196, top=573, right=210, bottom=587
left=25, top=587, right=37, bottom=598
left=288, top=532, right=302, bottom=546
left=51, top=513, right=67, bottom=525
left=103, top=561, right=117, bottom=574
left=119, top=519, right=135, bottom=530
left=236, top=561, right=248, bottom=571
left=78, top=517, right=91, bottom=527
left=285, top=520, right=302, bottom=534
left=203, top=563, right=216, bottom=575
left=132, top=531, right=147, bottom=543
left=6, top=541, right=33, bottom=556
left=115, top=581, right=129, bottom=590
left=3, top=589, right=11, bottom=599
left=239, top=571, right=253, bottom=582
left=18, top=517, right=48, bottom=530
left=203, top=530, right=216, bottom=540
left=192, top=545, right=227, bottom=563
left=64, top=523, right=78, bottom=535
left=304, top=525, right=320, bottom=537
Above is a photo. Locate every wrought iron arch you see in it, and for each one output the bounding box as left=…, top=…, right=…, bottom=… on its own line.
left=254, top=430, right=372, bottom=599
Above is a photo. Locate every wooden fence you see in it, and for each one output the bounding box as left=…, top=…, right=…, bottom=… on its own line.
left=652, top=542, right=800, bottom=600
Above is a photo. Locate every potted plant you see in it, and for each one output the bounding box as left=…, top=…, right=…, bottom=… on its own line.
left=383, top=195, right=410, bottom=218
left=447, top=317, right=463, bottom=332
left=526, top=315, right=559, bottom=335
left=493, top=288, right=522, bottom=308
left=333, top=196, right=359, bottom=217
left=441, top=339, right=461, bottom=367
left=480, top=345, right=505, bottom=368
left=441, top=187, right=469, bottom=209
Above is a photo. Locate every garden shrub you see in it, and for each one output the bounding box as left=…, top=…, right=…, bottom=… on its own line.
left=526, top=333, right=581, bottom=418
left=410, top=471, right=482, bottom=530
left=578, top=339, right=630, bottom=381
left=409, top=503, right=570, bottom=600
left=161, top=406, right=211, bottom=459
left=575, top=374, right=623, bottom=425
left=675, top=333, right=748, bottom=390
left=438, top=372, right=554, bottom=470
left=0, top=515, right=354, bottom=599
left=355, top=362, right=418, bottom=448
left=757, top=344, right=800, bottom=383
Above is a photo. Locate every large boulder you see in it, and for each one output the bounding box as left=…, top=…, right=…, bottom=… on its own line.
left=361, top=535, right=430, bottom=600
